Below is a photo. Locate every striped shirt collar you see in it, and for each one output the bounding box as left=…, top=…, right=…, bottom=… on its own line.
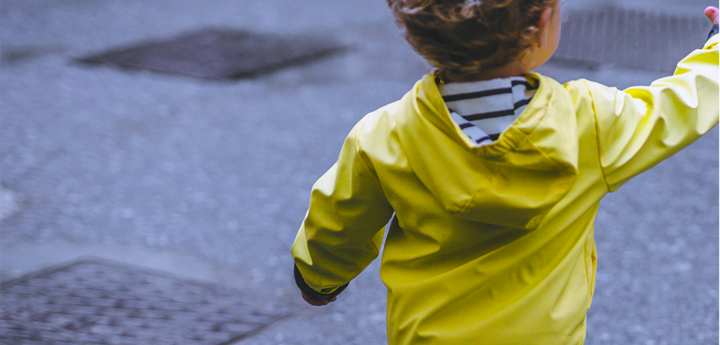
left=438, top=76, right=538, bottom=146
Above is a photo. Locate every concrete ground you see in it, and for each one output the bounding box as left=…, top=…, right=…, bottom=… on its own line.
left=1, top=0, right=716, bottom=344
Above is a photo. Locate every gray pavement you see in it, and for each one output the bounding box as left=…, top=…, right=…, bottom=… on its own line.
left=1, top=0, right=717, bottom=344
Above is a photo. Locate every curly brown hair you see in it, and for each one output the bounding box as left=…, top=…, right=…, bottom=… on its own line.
left=388, top=0, right=558, bottom=82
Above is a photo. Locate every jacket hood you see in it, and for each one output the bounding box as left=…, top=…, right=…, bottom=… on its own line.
left=395, top=72, right=579, bottom=230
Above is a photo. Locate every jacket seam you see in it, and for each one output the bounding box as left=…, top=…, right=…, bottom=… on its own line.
left=583, top=245, right=591, bottom=307
left=353, top=114, right=392, bottom=255
left=583, top=80, right=613, bottom=193
left=354, top=116, right=381, bottom=178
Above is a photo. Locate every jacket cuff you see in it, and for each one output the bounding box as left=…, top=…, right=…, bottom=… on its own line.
left=294, top=265, right=348, bottom=301
left=709, top=24, right=719, bottom=41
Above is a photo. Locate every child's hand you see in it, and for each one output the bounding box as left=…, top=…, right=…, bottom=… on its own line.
left=705, top=6, right=719, bottom=25
left=301, top=291, right=337, bottom=306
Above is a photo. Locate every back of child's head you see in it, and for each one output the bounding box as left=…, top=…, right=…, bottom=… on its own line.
left=387, top=0, right=557, bottom=81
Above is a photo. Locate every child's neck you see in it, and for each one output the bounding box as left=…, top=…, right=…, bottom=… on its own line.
left=442, top=61, right=529, bottom=83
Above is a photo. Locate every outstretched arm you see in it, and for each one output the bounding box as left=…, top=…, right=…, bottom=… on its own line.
left=585, top=8, right=718, bottom=192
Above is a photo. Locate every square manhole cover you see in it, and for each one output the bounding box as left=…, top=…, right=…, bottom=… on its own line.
left=0, top=257, right=292, bottom=345
left=554, top=8, right=710, bottom=72
left=77, top=28, right=345, bottom=80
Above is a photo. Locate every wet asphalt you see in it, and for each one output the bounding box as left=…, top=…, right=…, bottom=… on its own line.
left=1, top=0, right=717, bottom=344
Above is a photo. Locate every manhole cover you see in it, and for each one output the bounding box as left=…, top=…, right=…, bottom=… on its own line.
left=0, top=257, right=292, bottom=345
left=77, top=28, right=345, bottom=80
left=554, top=8, right=710, bottom=72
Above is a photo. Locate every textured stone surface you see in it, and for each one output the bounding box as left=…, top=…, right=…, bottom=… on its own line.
left=77, top=28, right=344, bottom=80
left=0, top=258, right=292, bottom=345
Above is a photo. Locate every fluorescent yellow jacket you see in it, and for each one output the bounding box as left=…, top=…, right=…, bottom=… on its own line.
left=292, top=35, right=718, bottom=344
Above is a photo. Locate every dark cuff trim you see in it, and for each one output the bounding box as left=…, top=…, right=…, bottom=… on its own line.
left=709, top=24, right=719, bottom=41
left=294, top=265, right=348, bottom=301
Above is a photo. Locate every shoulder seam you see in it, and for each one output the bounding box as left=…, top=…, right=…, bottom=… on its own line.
left=354, top=115, right=380, bottom=177
left=581, top=79, right=613, bottom=193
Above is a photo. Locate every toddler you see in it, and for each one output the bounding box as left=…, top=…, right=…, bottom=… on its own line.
left=291, top=1, right=719, bottom=344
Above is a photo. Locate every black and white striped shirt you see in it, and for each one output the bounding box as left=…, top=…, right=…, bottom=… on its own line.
left=438, top=76, right=537, bottom=146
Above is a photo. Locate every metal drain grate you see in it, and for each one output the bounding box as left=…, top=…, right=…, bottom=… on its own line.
left=554, top=8, right=710, bottom=72
left=77, top=28, right=345, bottom=80
left=0, top=258, right=292, bottom=345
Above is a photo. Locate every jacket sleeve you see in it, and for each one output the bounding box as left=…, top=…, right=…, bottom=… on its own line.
left=586, top=33, right=718, bottom=192
left=291, top=116, right=394, bottom=296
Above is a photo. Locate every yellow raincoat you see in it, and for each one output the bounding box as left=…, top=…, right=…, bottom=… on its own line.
left=292, top=35, right=718, bottom=344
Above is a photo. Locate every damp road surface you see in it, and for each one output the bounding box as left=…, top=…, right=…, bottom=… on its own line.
left=1, top=0, right=717, bottom=344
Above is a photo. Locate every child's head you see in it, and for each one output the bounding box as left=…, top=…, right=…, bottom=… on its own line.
left=388, top=0, right=561, bottom=82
